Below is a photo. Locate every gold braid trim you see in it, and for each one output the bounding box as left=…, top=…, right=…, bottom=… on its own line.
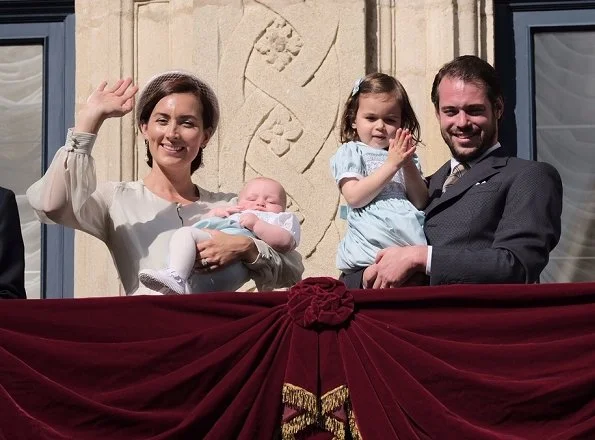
left=282, top=383, right=318, bottom=413
left=347, top=398, right=362, bottom=440
left=281, top=412, right=318, bottom=440
left=321, top=385, right=363, bottom=440
left=321, top=385, right=350, bottom=413
left=281, top=383, right=319, bottom=440
left=280, top=383, right=362, bottom=440
left=323, top=416, right=345, bottom=440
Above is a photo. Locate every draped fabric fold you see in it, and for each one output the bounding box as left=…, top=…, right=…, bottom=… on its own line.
left=1, top=280, right=594, bottom=439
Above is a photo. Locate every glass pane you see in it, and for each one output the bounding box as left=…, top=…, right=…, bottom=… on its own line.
left=0, top=45, right=43, bottom=298
left=534, top=31, right=595, bottom=282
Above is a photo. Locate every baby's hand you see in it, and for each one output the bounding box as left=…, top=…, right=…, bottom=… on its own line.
left=387, top=128, right=416, bottom=169
left=206, top=206, right=241, bottom=218
left=239, top=212, right=259, bottom=230
left=205, top=207, right=230, bottom=218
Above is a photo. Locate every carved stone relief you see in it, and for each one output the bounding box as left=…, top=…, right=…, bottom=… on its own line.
left=254, top=17, right=304, bottom=72
left=212, top=1, right=365, bottom=277
left=73, top=0, right=493, bottom=295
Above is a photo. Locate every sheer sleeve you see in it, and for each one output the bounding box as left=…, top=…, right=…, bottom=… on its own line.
left=26, top=130, right=113, bottom=242
left=245, top=239, right=304, bottom=291
left=273, top=212, right=301, bottom=246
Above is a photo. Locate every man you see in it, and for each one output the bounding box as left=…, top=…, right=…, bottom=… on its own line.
left=0, top=186, right=26, bottom=299
left=344, top=55, right=562, bottom=288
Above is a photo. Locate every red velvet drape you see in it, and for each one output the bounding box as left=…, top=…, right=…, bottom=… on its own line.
left=1, top=278, right=594, bottom=439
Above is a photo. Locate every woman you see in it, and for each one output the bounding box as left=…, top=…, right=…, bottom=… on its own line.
left=27, top=71, right=303, bottom=295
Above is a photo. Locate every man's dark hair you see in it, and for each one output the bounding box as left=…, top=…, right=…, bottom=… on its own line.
left=431, top=55, right=503, bottom=111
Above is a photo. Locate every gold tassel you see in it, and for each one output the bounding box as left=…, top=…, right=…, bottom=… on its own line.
left=281, top=383, right=319, bottom=440
left=347, top=398, right=362, bottom=440
left=323, top=416, right=345, bottom=440
left=282, top=383, right=317, bottom=413
left=322, top=385, right=363, bottom=440
left=280, top=383, right=362, bottom=440
left=321, top=385, right=350, bottom=413
left=281, top=412, right=318, bottom=440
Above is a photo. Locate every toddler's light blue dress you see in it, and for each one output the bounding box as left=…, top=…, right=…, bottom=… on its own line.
left=330, top=141, right=427, bottom=272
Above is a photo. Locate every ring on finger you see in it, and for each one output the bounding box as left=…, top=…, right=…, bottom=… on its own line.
left=201, top=258, right=209, bottom=267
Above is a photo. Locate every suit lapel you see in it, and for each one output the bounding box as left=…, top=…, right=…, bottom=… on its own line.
left=427, top=161, right=451, bottom=201
left=425, top=151, right=509, bottom=217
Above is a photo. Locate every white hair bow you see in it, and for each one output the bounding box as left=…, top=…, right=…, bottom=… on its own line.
left=351, top=77, right=364, bottom=97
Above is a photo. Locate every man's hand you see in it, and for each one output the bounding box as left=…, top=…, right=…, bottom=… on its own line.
left=362, top=264, right=378, bottom=288
left=371, top=245, right=428, bottom=289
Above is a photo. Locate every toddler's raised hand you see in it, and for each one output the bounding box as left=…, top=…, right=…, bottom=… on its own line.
left=387, top=128, right=416, bottom=169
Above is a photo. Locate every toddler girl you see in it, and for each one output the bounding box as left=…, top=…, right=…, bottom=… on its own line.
left=330, top=73, right=428, bottom=279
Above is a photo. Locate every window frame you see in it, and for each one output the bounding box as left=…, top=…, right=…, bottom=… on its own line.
left=0, top=0, right=75, bottom=298
left=495, top=0, right=595, bottom=159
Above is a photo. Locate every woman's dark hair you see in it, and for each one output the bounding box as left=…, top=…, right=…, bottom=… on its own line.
left=431, top=55, right=503, bottom=112
left=136, top=71, right=219, bottom=174
left=340, top=72, right=421, bottom=145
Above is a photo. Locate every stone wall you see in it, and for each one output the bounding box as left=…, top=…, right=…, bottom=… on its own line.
left=73, top=0, right=493, bottom=296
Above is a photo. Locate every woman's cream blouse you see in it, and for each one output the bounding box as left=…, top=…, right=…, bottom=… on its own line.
left=26, top=130, right=303, bottom=295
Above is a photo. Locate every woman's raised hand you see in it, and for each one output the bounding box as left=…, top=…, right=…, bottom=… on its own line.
left=89, top=78, right=138, bottom=118
left=75, top=78, right=139, bottom=134
left=387, top=128, right=416, bottom=169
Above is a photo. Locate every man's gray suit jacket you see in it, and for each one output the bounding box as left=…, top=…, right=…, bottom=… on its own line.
left=425, top=148, right=563, bottom=285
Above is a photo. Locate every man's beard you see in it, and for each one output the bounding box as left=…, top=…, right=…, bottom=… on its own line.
left=442, top=124, right=496, bottom=163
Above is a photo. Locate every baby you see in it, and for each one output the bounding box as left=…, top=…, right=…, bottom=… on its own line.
left=139, top=177, right=301, bottom=294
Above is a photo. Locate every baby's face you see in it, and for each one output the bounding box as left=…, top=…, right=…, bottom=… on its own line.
left=238, top=179, right=285, bottom=213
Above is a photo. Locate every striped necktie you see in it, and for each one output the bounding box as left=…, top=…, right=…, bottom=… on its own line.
left=442, top=162, right=469, bottom=192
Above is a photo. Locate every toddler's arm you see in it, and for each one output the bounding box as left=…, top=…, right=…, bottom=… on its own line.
left=402, top=159, right=429, bottom=209
left=240, top=213, right=295, bottom=253
left=340, top=128, right=415, bottom=208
